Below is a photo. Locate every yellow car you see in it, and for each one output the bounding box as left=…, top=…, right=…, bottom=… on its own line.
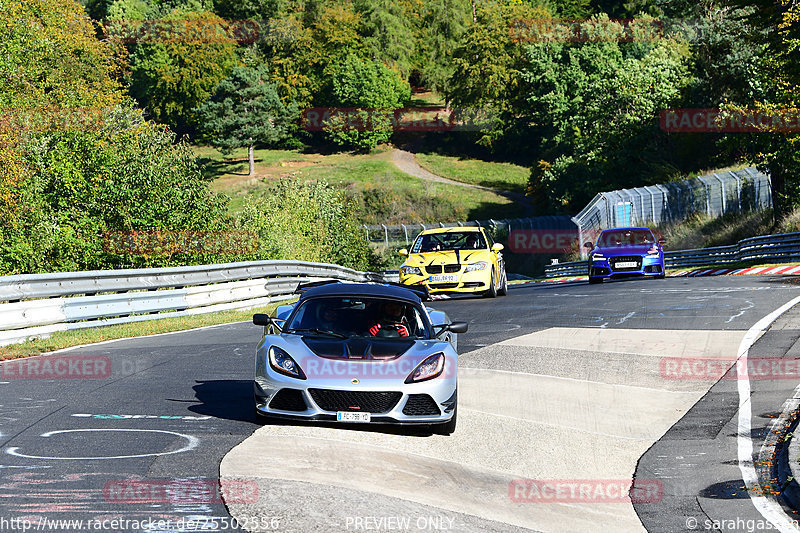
left=398, top=227, right=508, bottom=297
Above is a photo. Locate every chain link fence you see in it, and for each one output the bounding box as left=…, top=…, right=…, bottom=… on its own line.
left=572, top=167, right=772, bottom=257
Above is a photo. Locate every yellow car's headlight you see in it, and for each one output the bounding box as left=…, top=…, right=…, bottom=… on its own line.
left=401, top=266, right=422, bottom=276
left=464, top=261, right=488, bottom=272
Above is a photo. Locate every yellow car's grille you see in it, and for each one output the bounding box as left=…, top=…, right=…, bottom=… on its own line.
left=424, top=265, right=462, bottom=274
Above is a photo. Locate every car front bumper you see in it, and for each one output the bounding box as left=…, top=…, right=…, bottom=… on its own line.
left=254, top=357, right=457, bottom=425
left=399, top=269, right=491, bottom=293
left=588, top=255, right=664, bottom=279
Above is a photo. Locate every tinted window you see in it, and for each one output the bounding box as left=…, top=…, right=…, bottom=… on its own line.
left=411, top=232, right=486, bottom=253
left=285, top=297, right=430, bottom=339
left=597, top=229, right=655, bottom=246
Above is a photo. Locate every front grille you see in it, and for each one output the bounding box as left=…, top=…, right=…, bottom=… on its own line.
left=610, top=256, right=642, bottom=271
left=443, top=265, right=461, bottom=273
left=308, top=389, right=402, bottom=413
left=425, top=265, right=443, bottom=274
left=425, top=264, right=461, bottom=274
left=269, top=389, right=308, bottom=412
left=402, top=394, right=441, bottom=416
left=429, top=283, right=459, bottom=289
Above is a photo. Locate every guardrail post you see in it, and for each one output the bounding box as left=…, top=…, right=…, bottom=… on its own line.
left=381, top=224, right=388, bottom=248
left=401, top=224, right=408, bottom=246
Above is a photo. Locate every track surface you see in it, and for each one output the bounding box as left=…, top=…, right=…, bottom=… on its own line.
left=2, top=276, right=800, bottom=532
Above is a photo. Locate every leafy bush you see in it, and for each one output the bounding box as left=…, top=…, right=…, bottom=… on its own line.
left=237, top=180, right=377, bottom=270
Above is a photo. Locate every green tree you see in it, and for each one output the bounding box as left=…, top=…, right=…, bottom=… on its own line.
left=323, top=55, right=411, bottom=150
left=417, top=0, right=472, bottom=92
left=127, top=10, right=238, bottom=133
left=522, top=20, right=691, bottom=210
left=354, top=0, right=417, bottom=78
left=196, top=65, right=299, bottom=176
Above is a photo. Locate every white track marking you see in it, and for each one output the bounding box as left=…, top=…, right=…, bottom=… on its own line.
left=737, top=295, right=800, bottom=532
left=5, top=429, right=199, bottom=460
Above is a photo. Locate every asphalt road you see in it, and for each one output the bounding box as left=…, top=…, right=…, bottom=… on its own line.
left=2, top=276, right=800, bottom=532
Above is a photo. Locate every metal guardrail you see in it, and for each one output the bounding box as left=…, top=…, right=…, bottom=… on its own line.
left=0, top=261, right=388, bottom=346
left=543, top=231, right=800, bottom=278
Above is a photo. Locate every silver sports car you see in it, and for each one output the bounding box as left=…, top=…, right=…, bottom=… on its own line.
left=252, top=281, right=466, bottom=434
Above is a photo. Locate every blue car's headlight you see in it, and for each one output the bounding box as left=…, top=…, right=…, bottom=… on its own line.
left=591, top=253, right=605, bottom=260
left=645, top=253, right=660, bottom=258
left=464, top=261, right=487, bottom=272
left=269, top=346, right=306, bottom=379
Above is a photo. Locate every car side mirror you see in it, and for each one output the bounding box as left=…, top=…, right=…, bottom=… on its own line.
left=584, top=242, right=594, bottom=250
left=447, top=321, right=468, bottom=334
left=491, top=243, right=504, bottom=252
left=433, top=322, right=468, bottom=336
left=399, top=248, right=408, bottom=257
left=253, top=314, right=271, bottom=326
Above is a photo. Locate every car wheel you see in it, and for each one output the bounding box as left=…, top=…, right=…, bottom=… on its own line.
left=498, top=268, right=508, bottom=296
left=434, top=406, right=457, bottom=435
left=588, top=276, right=602, bottom=284
left=655, top=273, right=666, bottom=279
left=484, top=269, right=498, bottom=298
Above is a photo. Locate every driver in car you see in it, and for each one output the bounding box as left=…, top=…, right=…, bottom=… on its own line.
left=368, top=302, right=410, bottom=337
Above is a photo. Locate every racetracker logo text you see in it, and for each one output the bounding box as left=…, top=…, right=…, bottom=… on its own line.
left=508, top=229, right=579, bottom=254
left=660, top=357, right=800, bottom=380
left=1, top=355, right=111, bottom=379
left=509, top=479, right=663, bottom=503
left=103, top=480, right=258, bottom=504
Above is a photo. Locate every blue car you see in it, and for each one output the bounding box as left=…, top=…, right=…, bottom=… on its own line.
left=584, top=227, right=665, bottom=284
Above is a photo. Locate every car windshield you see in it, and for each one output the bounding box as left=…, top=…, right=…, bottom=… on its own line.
left=284, top=296, right=431, bottom=340
left=411, top=232, right=486, bottom=253
left=597, top=229, right=655, bottom=246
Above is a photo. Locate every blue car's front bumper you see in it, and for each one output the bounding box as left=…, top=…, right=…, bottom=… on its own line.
left=588, top=254, right=665, bottom=279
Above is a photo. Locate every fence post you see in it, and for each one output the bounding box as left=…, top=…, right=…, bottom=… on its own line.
left=381, top=224, right=388, bottom=248
left=712, top=173, right=727, bottom=214
left=697, top=176, right=712, bottom=216
left=402, top=224, right=408, bottom=246
left=729, top=171, right=742, bottom=212
left=363, top=225, right=370, bottom=242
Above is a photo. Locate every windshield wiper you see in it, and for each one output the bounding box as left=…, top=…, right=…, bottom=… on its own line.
left=286, top=328, right=347, bottom=339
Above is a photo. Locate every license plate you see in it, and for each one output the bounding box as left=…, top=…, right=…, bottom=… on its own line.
left=337, top=411, right=370, bottom=422
left=429, top=274, right=457, bottom=283
left=614, top=261, right=638, bottom=268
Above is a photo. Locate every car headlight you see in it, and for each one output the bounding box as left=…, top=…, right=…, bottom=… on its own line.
left=591, top=253, right=605, bottom=260
left=400, top=266, right=422, bottom=276
left=405, top=352, right=445, bottom=383
left=464, top=261, right=487, bottom=272
left=645, top=253, right=660, bottom=258
left=269, top=346, right=306, bottom=379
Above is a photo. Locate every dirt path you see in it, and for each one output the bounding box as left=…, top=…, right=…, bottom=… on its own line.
left=391, top=148, right=534, bottom=216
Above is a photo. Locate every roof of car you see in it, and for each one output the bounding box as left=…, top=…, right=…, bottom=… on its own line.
left=418, top=226, right=483, bottom=235
left=601, top=227, right=653, bottom=232
left=298, top=282, right=424, bottom=304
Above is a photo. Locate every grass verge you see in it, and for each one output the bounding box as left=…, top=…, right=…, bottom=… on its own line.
left=0, top=301, right=295, bottom=361
left=195, top=144, right=527, bottom=222
left=414, top=152, right=530, bottom=193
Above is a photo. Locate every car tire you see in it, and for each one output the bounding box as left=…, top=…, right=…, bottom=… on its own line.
left=655, top=273, right=666, bottom=279
left=484, top=269, right=498, bottom=298
left=588, top=276, right=602, bottom=284
left=497, top=268, right=508, bottom=296
left=435, top=405, right=457, bottom=435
